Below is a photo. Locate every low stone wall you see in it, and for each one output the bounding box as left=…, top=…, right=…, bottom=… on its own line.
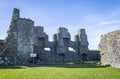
left=99, top=30, right=120, bottom=68
left=89, top=50, right=100, bottom=60
left=0, top=57, right=12, bottom=65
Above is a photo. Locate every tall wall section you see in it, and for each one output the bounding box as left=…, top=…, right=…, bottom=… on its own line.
left=99, top=30, right=120, bottom=68
left=74, top=29, right=90, bottom=60
left=5, top=8, right=19, bottom=64
left=5, top=8, right=35, bottom=65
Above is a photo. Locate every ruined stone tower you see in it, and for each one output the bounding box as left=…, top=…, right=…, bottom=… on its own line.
left=5, top=8, right=34, bottom=64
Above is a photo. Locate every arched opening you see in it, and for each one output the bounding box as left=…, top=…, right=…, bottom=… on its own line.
left=63, top=38, right=69, bottom=45
left=81, top=54, right=87, bottom=61
left=58, top=54, right=65, bottom=62
left=37, top=37, right=45, bottom=46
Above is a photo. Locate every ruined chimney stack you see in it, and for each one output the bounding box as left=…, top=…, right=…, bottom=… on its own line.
left=12, top=8, right=20, bottom=21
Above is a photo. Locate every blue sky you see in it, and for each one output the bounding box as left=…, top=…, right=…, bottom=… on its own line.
left=0, top=0, right=120, bottom=49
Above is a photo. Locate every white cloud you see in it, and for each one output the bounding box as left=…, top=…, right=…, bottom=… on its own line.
left=98, top=20, right=120, bottom=26
left=98, top=21, right=111, bottom=25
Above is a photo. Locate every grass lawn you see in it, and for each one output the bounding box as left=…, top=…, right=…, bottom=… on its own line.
left=0, top=62, right=120, bottom=79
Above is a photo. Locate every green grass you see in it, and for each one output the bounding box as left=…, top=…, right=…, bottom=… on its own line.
left=0, top=63, right=120, bottom=79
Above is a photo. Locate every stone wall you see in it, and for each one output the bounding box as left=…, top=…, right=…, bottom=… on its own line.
left=99, top=30, right=120, bottom=68
left=16, top=18, right=34, bottom=65
left=0, top=40, right=11, bottom=65
left=0, top=40, right=5, bottom=53
left=89, top=50, right=100, bottom=60
left=5, top=8, right=19, bottom=64
left=0, top=8, right=100, bottom=65
left=56, top=27, right=70, bottom=54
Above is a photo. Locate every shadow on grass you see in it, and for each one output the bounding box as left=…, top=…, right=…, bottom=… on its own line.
left=27, top=62, right=108, bottom=68
left=0, top=62, right=109, bottom=69
left=0, top=66, right=25, bottom=69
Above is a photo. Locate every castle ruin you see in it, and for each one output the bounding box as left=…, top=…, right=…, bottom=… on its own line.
left=0, top=8, right=100, bottom=65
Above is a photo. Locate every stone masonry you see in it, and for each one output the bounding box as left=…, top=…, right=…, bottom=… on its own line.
left=0, top=40, right=5, bottom=53
left=0, top=8, right=100, bottom=65
left=99, top=30, right=120, bottom=68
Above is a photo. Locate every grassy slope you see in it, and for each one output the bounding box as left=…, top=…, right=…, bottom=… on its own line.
left=0, top=63, right=120, bottom=79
